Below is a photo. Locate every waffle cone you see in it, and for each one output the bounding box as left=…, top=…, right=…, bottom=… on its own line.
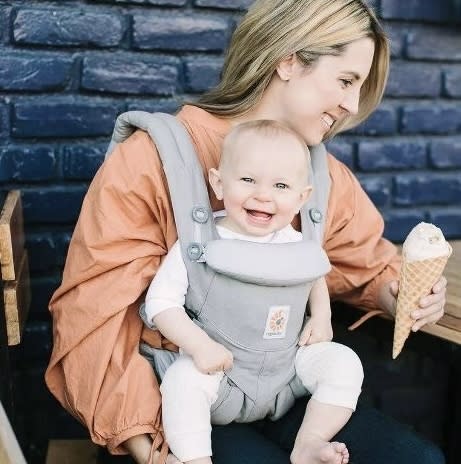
left=392, top=251, right=450, bottom=359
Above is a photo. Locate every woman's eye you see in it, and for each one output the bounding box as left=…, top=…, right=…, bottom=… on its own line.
left=275, top=183, right=289, bottom=189
left=241, top=177, right=254, bottom=183
left=340, top=78, right=353, bottom=88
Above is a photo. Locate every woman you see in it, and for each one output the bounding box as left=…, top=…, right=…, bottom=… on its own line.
left=45, top=1, right=447, bottom=463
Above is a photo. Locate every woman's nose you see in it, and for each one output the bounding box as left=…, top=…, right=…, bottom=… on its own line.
left=340, top=88, right=360, bottom=115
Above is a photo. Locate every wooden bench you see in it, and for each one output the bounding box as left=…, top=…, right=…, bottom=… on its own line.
left=423, top=239, right=461, bottom=344
left=0, top=190, right=30, bottom=462
left=0, top=190, right=31, bottom=348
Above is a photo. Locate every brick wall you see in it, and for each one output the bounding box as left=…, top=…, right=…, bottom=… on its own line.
left=1, top=0, right=460, bottom=325
left=0, top=0, right=460, bottom=462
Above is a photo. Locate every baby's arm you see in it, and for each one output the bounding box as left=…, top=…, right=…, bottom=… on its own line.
left=143, top=242, right=232, bottom=374
left=153, top=308, right=233, bottom=374
left=299, top=277, right=333, bottom=345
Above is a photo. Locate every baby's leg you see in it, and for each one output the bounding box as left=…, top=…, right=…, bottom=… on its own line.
left=161, top=355, right=223, bottom=464
left=291, top=342, right=364, bottom=464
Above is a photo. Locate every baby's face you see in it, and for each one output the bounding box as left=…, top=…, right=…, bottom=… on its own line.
left=211, top=132, right=311, bottom=236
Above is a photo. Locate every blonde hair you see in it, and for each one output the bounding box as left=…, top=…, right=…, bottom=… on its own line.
left=195, top=0, right=389, bottom=138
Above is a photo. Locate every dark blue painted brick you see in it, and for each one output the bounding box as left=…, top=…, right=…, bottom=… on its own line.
left=13, top=9, right=125, bottom=47
left=0, top=146, right=57, bottom=181
left=12, top=101, right=122, bottom=138
left=358, top=175, right=391, bottom=207
left=21, top=186, right=87, bottom=224
left=407, top=28, right=461, bottom=61
left=29, top=275, right=61, bottom=316
left=0, top=55, right=73, bottom=91
left=394, top=174, right=461, bottom=206
left=97, top=0, right=186, bottom=4
left=383, top=211, right=426, bottom=242
left=384, top=23, right=406, bottom=58
left=82, top=56, right=180, bottom=96
left=430, top=139, right=461, bottom=169
left=25, top=233, right=59, bottom=272
left=0, top=103, right=6, bottom=135
left=62, top=145, right=105, bottom=180
left=348, top=104, right=397, bottom=135
left=444, top=68, right=461, bottom=97
left=401, top=105, right=461, bottom=134
left=0, top=7, right=11, bottom=44
left=184, top=57, right=223, bottom=93
left=365, top=0, right=380, bottom=11
left=358, top=141, right=427, bottom=171
left=133, top=13, right=230, bottom=51
left=127, top=99, right=180, bottom=114
left=325, top=140, right=354, bottom=169
left=429, top=209, right=461, bottom=239
left=381, top=0, right=457, bottom=22
left=385, top=62, right=440, bottom=98
left=194, top=0, right=253, bottom=9
left=56, top=232, right=72, bottom=267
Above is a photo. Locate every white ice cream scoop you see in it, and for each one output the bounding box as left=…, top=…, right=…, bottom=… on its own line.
left=402, top=222, right=451, bottom=262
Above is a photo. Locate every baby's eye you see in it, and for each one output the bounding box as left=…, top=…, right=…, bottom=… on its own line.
left=275, top=183, right=289, bottom=190
left=241, top=177, right=254, bottom=183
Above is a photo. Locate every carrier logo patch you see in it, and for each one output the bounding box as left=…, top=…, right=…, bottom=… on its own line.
left=263, top=305, right=290, bottom=339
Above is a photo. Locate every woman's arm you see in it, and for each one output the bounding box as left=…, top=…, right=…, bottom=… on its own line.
left=324, top=155, right=447, bottom=328
left=46, top=131, right=177, bottom=455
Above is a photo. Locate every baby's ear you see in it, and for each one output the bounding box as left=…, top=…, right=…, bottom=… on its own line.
left=209, top=168, right=223, bottom=200
left=300, top=185, right=313, bottom=205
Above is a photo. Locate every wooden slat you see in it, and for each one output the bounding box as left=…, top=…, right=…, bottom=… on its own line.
left=0, top=191, right=25, bottom=281
left=445, top=240, right=461, bottom=320
left=0, top=401, right=27, bottom=464
left=3, top=251, right=30, bottom=346
left=46, top=440, right=98, bottom=464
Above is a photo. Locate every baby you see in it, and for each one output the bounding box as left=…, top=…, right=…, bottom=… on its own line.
left=141, top=120, right=363, bottom=464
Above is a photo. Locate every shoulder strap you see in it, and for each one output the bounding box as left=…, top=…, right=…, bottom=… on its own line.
left=300, top=143, right=331, bottom=243
left=105, top=111, right=217, bottom=260
left=105, top=111, right=331, bottom=249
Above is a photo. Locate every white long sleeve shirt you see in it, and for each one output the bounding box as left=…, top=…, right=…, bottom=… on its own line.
left=143, top=216, right=302, bottom=325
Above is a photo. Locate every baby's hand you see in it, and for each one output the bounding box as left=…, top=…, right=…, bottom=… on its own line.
left=192, top=338, right=234, bottom=375
left=299, top=316, right=333, bottom=345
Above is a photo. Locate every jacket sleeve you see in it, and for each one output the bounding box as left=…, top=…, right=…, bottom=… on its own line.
left=324, top=155, right=401, bottom=312
left=45, top=131, right=177, bottom=454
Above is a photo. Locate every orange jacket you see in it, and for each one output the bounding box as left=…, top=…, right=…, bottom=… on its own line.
left=45, top=105, right=400, bottom=456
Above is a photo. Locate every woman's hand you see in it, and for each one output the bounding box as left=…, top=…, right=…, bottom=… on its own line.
left=379, top=276, right=447, bottom=332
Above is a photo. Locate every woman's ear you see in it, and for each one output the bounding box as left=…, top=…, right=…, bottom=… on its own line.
left=276, top=54, right=297, bottom=82
left=209, top=168, right=224, bottom=200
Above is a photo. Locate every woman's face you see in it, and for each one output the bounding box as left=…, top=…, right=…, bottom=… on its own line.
left=266, top=38, right=375, bottom=146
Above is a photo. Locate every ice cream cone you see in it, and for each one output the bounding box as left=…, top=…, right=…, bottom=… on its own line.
left=392, top=250, right=451, bottom=359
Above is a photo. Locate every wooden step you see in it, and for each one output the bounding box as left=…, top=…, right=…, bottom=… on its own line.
left=46, top=439, right=98, bottom=464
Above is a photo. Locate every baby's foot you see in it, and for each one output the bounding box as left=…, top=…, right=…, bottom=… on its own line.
left=290, top=437, right=349, bottom=464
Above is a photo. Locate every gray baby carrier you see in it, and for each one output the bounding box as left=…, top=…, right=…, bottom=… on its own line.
left=106, top=111, right=331, bottom=424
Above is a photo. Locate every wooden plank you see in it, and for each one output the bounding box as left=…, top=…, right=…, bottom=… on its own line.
left=46, top=440, right=98, bottom=464
left=0, top=401, right=27, bottom=464
left=3, top=251, right=30, bottom=346
left=0, top=191, right=25, bottom=281
left=445, top=240, right=461, bottom=320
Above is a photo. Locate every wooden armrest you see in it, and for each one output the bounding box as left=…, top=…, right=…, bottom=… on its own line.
left=0, top=191, right=25, bottom=281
